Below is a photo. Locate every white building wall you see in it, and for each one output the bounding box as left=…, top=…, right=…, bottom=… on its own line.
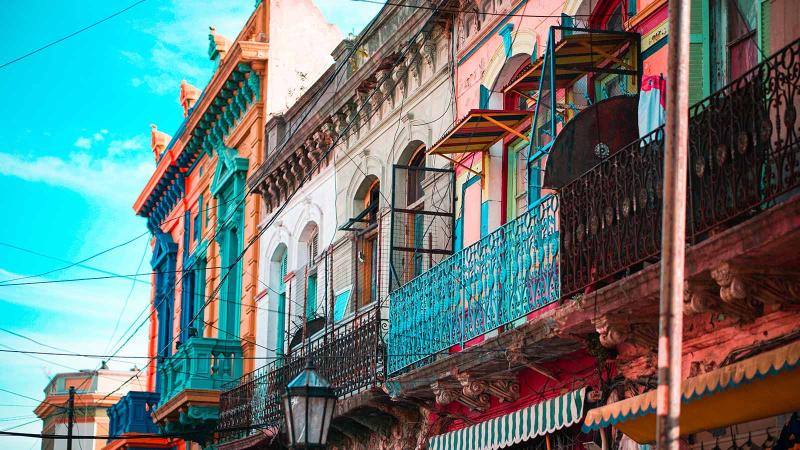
left=266, top=0, right=342, bottom=118
left=255, top=165, right=337, bottom=361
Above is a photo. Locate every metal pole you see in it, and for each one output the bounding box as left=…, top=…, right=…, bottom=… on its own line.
left=66, top=386, right=75, bottom=450
left=656, top=0, right=691, bottom=449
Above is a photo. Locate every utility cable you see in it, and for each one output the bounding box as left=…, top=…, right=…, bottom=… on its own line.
left=0, top=0, right=149, bottom=70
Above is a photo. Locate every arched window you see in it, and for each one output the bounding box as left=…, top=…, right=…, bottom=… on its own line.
left=298, top=222, right=320, bottom=322
left=348, top=176, right=381, bottom=308
left=270, top=245, right=288, bottom=359
left=406, top=146, right=427, bottom=206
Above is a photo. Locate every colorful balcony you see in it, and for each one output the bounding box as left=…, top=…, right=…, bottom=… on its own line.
left=217, top=305, right=384, bottom=447
left=387, top=195, right=559, bottom=375
left=561, top=38, right=800, bottom=298
left=387, top=37, right=800, bottom=377
left=151, top=337, right=243, bottom=445
left=104, top=391, right=174, bottom=450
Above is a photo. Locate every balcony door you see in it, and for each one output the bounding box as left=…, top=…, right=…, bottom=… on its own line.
left=461, top=175, right=483, bottom=248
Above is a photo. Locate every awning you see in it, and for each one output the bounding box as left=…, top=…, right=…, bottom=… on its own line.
left=429, top=388, right=586, bottom=450
left=503, top=29, right=640, bottom=94
left=428, top=109, right=532, bottom=155
left=582, top=340, right=800, bottom=444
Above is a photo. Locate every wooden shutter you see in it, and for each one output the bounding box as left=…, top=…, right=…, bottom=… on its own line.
left=689, top=0, right=710, bottom=105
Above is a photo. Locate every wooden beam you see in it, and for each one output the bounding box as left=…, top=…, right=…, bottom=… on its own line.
left=574, top=40, right=634, bottom=70
left=434, top=153, right=483, bottom=178
left=480, top=114, right=529, bottom=142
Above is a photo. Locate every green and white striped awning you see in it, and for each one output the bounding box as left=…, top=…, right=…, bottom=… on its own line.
left=429, top=388, right=587, bottom=450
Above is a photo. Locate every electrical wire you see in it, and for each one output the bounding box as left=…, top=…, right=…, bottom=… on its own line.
left=351, top=0, right=626, bottom=19
left=0, top=0, right=149, bottom=70
left=0, top=232, right=149, bottom=285
left=93, top=1, right=400, bottom=400
left=0, top=389, right=65, bottom=412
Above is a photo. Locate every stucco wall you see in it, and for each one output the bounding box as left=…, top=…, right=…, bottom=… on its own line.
left=266, top=0, right=342, bottom=118
left=255, top=165, right=337, bottom=360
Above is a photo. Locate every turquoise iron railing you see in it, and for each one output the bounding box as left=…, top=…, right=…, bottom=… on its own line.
left=387, top=195, right=559, bottom=375
left=157, top=337, right=243, bottom=410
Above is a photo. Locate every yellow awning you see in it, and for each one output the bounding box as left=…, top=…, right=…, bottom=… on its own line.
left=582, top=340, right=800, bottom=444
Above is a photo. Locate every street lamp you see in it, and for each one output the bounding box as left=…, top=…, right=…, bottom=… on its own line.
left=282, top=361, right=337, bottom=449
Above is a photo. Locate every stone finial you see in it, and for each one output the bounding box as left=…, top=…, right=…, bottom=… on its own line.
left=180, top=80, right=202, bottom=117
left=208, top=25, right=231, bottom=62
left=150, top=124, right=172, bottom=161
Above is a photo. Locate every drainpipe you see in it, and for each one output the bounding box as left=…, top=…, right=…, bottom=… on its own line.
left=656, top=1, right=691, bottom=450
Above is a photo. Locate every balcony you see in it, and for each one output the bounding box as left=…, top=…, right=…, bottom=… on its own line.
left=387, top=195, right=559, bottom=375
left=104, top=391, right=173, bottom=450
left=217, top=305, right=384, bottom=446
left=388, top=38, right=800, bottom=376
left=151, top=337, right=242, bottom=444
left=562, top=38, right=800, bottom=298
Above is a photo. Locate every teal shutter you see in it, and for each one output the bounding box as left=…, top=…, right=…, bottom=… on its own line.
left=759, top=0, right=770, bottom=56
left=689, top=0, right=710, bottom=105
left=276, top=253, right=288, bottom=358
left=306, top=274, right=317, bottom=320
left=479, top=85, right=490, bottom=109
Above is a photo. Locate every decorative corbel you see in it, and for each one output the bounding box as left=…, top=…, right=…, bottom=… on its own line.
left=685, top=277, right=761, bottom=322
left=452, top=370, right=491, bottom=412
left=593, top=313, right=657, bottom=351
left=486, top=379, right=521, bottom=403
left=711, top=261, right=799, bottom=311
left=430, top=381, right=459, bottom=406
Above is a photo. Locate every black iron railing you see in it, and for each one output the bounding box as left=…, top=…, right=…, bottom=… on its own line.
left=560, top=38, right=800, bottom=298
left=217, top=305, right=384, bottom=443
left=560, top=128, right=665, bottom=297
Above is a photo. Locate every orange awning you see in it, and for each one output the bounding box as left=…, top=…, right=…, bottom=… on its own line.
left=582, top=340, right=800, bottom=444
left=428, top=109, right=532, bottom=155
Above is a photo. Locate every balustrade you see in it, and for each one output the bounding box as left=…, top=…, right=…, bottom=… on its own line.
left=217, top=305, right=384, bottom=443
left=107, top=391, right=161, bottom=441
left=387, top=195, right=559, bottom=375
left=156, top=337, right=243, bottom=410
left=388, top=39, right=800, bottom=375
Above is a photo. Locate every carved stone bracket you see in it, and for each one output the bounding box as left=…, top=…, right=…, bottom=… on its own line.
left=685, top=278, right=761, bottom=322
left=711, top=261, right=800, bottom=312
left=593, top=313, right=657, bottom=351
left=430, top=381, right=459, bottom=407
left=485, top=379, right=521, bottom=403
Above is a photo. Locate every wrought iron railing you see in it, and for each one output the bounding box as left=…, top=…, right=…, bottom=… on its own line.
left=560, top=129, right=665, bottom=297
left=217, top=305, right=384, bottom=443
left=688, top=39, right=800, bottom=237
left=560, top=38, right=800, bottom=298
left=387, top=195, right=559, bottom=375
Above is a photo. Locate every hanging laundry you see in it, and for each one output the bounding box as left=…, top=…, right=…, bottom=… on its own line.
left=638, top=74, right=667, bottom=139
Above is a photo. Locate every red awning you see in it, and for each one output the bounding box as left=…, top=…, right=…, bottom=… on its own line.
left=428, top=109, right=532, bottom=155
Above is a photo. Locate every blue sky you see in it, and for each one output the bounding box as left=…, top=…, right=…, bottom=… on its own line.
left=0, top=0, right=380, bottom=447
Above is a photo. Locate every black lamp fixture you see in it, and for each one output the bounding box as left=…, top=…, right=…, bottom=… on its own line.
left=282, top=360, right=337, bottom=449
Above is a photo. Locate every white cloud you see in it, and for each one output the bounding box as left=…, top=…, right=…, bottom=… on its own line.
left=108, top=136, right=146, bottom=156
left=74, top=136, right=92, bottom=149
left=126, top=0, right=252, bottom=95
left=0, top=134, right=154, bottom=204
left=93, top=132, right=105, bottom=141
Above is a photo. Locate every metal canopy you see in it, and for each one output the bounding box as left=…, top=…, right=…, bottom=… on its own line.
left=427, top=109, right=533, bottom=155
left=504, top=27, right=641, bottom=95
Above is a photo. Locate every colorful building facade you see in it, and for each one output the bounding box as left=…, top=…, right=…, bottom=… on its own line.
left=120, top=1, right=340, bottom=449
left=35, top=369, right=148, bottom=450
left=115, top=0, right=800, bottom=449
